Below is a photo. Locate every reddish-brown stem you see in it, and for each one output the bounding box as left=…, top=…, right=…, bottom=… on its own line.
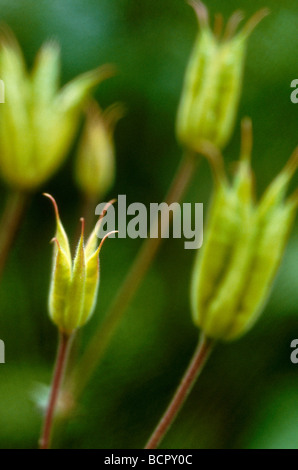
left=64, top=150, right=198, bottom=403
left=39, top=332, right=73, bottom=450
left=145, top=334, right=214, bottom=449
left=0, top=190, right=29, bottom=280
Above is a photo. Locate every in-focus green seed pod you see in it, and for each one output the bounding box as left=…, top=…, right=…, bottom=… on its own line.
left=45, top=194, right=117, bottom=335
left=74, top=102, right=124, bottom=200
left=0, top=28, right=114, bottom=191
left=191, top=119, right=298, bottom=341
left=176, top=1, right=269, bottom=152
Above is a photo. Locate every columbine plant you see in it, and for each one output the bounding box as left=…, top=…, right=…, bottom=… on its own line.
left=191, top=121, right=298, bottom=341
left=0, top=28, right=113, bottom=278
left=176, top=1, right=268, bottom=152
left=61, top=1, right=266, bottom=407
left=75, top=101, right=124, bottom=204
left=145, top=120, right=298, bottom=449
left=39, top=194, right=117, bottom=450
left=0, top=30, right=112, bottom=191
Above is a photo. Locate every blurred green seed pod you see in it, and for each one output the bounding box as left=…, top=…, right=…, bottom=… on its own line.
left=176, top=1, right=269, bottom=152
left=45, top=194, right=117, bottom=335
left=0, top=28, right=114, bottom=191
left=74, top=102, right=124, bottom=200
left=191, top=119, right=298, bottom=341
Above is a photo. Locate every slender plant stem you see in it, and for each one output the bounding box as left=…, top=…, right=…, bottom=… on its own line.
left=64, top=150, right=198, bottom=402
left=0, top=190, right=29, bottom=280
left=145, top=334, right=215, bottom=449
left=39, top=332, right=73, bottom=450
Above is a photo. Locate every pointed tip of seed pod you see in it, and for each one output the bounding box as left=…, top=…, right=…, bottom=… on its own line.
left=85, top=199, right=117, bottom=257
left=262, top=146, right=298, bottom=208
left=78, top=63, right=117, bottom=93
left=80, top=217, right=85, bottom=238
left=75, top=218, right=85, bottom=257
left=283, top=146, right=298, bottom=179
left=38, top=39, right=60, bottom=57
left=109, top=197, right=117, bottom=205
left=50, top=237, right=60, bottom=249
left=240, top=117, right=253, bottom=162
left=43, top=193, right=59, bottom=221
left=242, top=8, right=270, bottom=37
left=85, top=99, right=101, bottom=118
left=223, top=10, right=244, bottom=40
left=213, top=13, right=223, bottom=39
left=98, top=230, right=118, bottom=253
left=288, top=188, right=298, bottom=208
left=104, top=198, right=117, bottom=214
left=94, top=63, right=117, bottom=82
left=0, top=24, right=20, bottom=50
left=97, top=198, right=117, bottom=223
left=188, top=0, right=209, bottom=28
left=102, top=102, right=126, bottom=134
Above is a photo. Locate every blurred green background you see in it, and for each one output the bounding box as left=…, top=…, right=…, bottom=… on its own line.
left=0, top=0, right=297, bottom=449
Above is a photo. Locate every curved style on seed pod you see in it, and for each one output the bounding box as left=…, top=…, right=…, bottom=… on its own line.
left=0, top=28, right=114, bottom=191
left=74, top=101, right=125, bottom=200
left=191, top=119, right=298, bottom=341
left=45, top=194, right=117, bottom=335
left=176, top=1, right=269, bottom=152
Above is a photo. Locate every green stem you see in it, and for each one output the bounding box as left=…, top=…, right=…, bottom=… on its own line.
left=145, top=334, right=215, bottom=449
left=0, top=190, right=28, bottom=279
left=39, top=332, right=73, bottom=450
left=65, top=150, right=198, bottom=403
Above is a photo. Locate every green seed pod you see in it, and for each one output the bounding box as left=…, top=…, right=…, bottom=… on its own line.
left=45, top=194, right=117, bottom=335
left=191, top=120, right=298, bottom=341
left=74, top=102, right=124, bottom=200
left=176, top=1, right=269, bottom=152
left=226, top=201, right=297, bottom=340
left=0, top=28, right=114, bottom=191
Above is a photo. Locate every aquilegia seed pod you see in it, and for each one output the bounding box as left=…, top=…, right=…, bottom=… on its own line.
left=176, top=1, right=269, bottom=152
left=74, top=102, right=124, bottom=200
left=191, top=119, right=298, bottom=341
left=0, top=29, right=114, bottom=191
left=45, top=194, right=117, bottom=335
